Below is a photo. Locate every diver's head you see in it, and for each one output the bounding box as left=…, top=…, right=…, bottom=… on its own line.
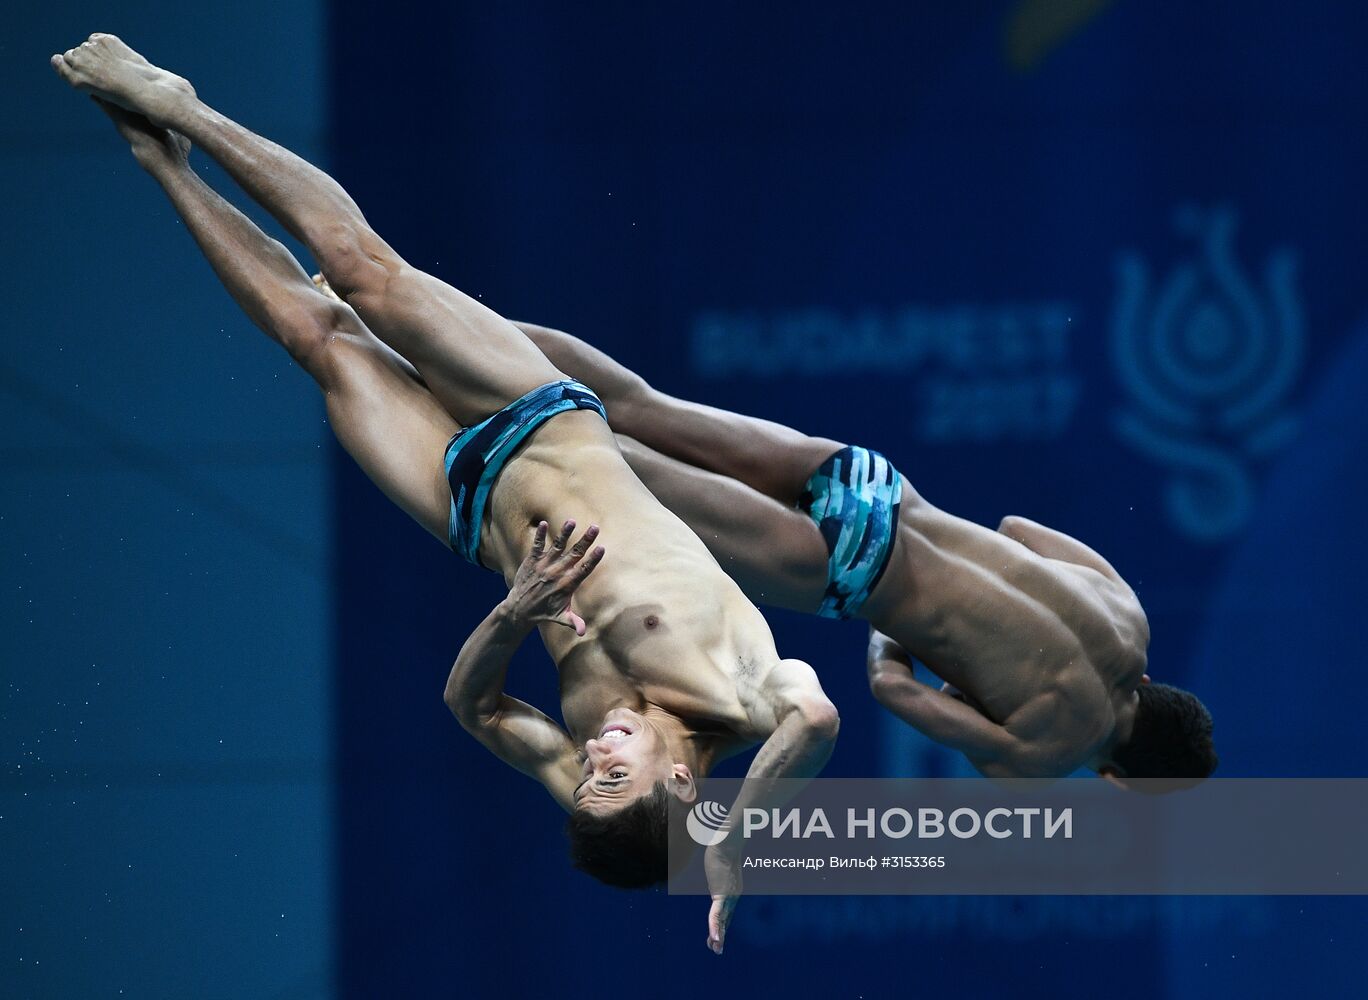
left=1097, top=680, right=1217, bottom=791
left=565, top=708, right=698, bottom=888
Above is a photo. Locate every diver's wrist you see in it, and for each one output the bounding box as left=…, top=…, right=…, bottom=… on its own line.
left=494, top=597, right=538, bottom=635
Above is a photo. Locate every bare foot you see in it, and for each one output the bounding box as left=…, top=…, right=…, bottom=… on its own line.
left=92, top=97, right=191, bottom=172
left=50, top=34, right=195, bottom=128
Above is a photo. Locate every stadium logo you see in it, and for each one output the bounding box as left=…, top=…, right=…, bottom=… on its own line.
left=686, top=800, right=733, bottom=846
left=1111, top=205, right=1303, bottom=541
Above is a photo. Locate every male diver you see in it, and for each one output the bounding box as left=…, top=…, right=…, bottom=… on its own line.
left=52, top=33, right=839, bottom=953
left=517, top=322, right=1218, bottom=786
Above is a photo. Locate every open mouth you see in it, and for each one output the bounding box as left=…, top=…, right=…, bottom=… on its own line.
left=598, top=723, right=633, bottom=741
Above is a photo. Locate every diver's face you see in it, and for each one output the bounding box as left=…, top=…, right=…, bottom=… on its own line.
left=573, top=709, right=672, bottom=815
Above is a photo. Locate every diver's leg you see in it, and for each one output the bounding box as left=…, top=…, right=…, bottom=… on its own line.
left=519, top=322, right=843, bottom=506
left=55, top=34, right=561, bottom=427
left=97, top=100, right=454, bottom=540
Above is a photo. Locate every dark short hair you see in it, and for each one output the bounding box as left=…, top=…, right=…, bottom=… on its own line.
left=1112, top=683, right=1218, bottom=780
left=565, top=781, right=671, bottom=888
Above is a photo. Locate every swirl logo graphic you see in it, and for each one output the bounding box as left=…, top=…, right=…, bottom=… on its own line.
left=1111, top=206, right=1303, bottom=541
left=685, top=800, right=733, bottom=846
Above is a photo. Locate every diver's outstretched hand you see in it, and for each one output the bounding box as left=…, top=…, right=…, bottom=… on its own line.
left=507, top=520, right=604, bottom=636
left=705, top=840, right=743, bottom=955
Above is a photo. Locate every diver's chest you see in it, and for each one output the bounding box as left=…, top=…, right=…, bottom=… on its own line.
left=555, top=625, right=742, bottom=715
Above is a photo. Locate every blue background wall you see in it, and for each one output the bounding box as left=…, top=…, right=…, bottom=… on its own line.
left=5, top=2, right=1367, bottom=997
left=3, top=4, right=333, bottom=997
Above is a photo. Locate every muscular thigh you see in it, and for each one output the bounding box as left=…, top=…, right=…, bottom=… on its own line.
left=618, top=436, right=830, bottom=613
left=346, top=266, right=564, bottom=427
left=320, top=325, right=459, bottom=544
left=625, top=392, right=843, bottom=507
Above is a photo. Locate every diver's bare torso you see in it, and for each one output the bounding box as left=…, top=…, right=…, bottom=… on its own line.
left=864, top=485, right=1151, bottom=777
left=479, top=409, right=783, bottom=753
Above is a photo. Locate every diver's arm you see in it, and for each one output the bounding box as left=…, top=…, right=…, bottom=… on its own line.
left=867, top=630, right=1016, bottom=758
left=443, top=520, right=605, bottom=812
left=739, top=661, right=842, bottom=790
left=705, top=660, right=840, bottom=954
left=443, top=600, right=580, bottom=810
